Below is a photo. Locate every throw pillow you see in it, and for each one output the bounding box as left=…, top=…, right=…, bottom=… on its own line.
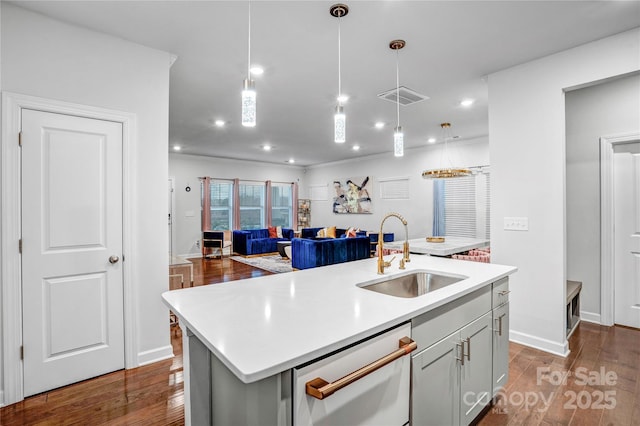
left=346, top=227, right=356, bottom=238
left=276, top=225, right=283, bottom=238
left=268, top=226, right=278, bottom=238
left=316, top=228, right=326, bottom=238
left=326, top=226, right=337, bottom=238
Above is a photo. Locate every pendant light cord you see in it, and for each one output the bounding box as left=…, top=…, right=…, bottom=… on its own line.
left=396, top=49, right=400, bottom=127
left=247, top=1, right=251, bottom=80
left=338, top=11, right=342, bottom=102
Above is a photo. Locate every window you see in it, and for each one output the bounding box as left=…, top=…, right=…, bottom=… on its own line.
left=444, top=176, right=477, bottom=238
left=271, top=183, right=292, bottom=228
left=239, top=182, right=265, bottom=229
left=441, top=172, right=491, bottom=239
left=209, top=180, right=233, bottom=230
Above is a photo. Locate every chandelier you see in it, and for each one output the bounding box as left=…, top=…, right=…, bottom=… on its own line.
left=421, top=123, right=471, bottom=179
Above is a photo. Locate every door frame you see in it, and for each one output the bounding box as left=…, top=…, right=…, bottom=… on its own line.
left=600, top=131, right=640, bottom=326
left=1, top=92, right=138, bottom=406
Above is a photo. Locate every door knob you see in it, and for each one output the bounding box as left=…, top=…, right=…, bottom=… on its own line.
left=109, top=255, right=120, bottom=264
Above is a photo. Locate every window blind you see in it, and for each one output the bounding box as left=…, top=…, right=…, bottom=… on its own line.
left=444, top=175, right=477, bottom=238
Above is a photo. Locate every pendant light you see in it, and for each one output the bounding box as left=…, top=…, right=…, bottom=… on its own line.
left=241, top=1, right=256, bottom=127
left=390, top=39, right=405, bottom=157
left=421, top=122, right=472, bottom=178
left=330, top=4, right=349, bottom=143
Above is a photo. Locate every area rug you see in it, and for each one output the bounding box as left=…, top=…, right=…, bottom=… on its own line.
left=231, top=255, right=293, bottom=274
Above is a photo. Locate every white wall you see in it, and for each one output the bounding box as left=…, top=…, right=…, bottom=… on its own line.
left=489, top=28, right=640, bottom=355
left=566, top=73, right=640, bottom=323
left=304, top=138, right=489, bottom=240
left=169, top=154, right=305, bottom=257
left=1, top=2, right=172, bottom=402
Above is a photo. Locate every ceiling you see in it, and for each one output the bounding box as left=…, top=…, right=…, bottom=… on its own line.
left=11, top=1, right=640, bottom=166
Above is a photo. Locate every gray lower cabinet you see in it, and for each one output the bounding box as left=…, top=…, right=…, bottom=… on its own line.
left=492, top=301, right=510, bottom=395
left=411, top=312, right=493, bottom=426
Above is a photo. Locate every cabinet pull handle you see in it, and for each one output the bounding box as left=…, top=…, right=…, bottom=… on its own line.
left=456, top=341, right=464, bottom=366
left=498, top=290, right=511, bottom=296
left=465, top=337, right=471, bottom=362
left=305, top=336, right=417, bottom=400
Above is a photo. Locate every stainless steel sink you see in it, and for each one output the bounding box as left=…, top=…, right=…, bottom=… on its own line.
left=358, top=271, right=468, bottom=298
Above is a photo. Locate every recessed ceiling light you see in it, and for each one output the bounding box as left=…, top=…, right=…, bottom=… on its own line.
left=460, top=99, right=474, bottom=107
left=263, top=144, right=271, bottom=151
left=427, top=137, right=436, bottom=143
left=337, top=94, right=349, bottom=103
left=173, top=145, right=181, bottom=151
left=214, top=119, right=225, bottom=127
left=374, top=122, right=385, bottom=129
left=250, top=66, right=264, bottom=76
left=288, top=158, right=295, bottom=164
left=352, top=145, right=360, bottom=151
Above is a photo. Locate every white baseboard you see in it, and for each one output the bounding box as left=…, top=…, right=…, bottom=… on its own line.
left=137, top=345, right=175, bottom=366
left=509, top=329, right=569, bottom=357
left=0, top=390, right=4, bottom=408
left=579, top=311, right=601, bottom=324
left=177, top=252, right=202, bottom=259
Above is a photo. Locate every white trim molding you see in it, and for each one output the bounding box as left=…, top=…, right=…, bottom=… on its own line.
left=138, top=345, right=175, bottom=366
left=509, top=329, right=570, bottom=357
left=580, top=311, right=602, bottom=325
left=600, top=132, right=640, bottom=327
left=1, top=92, right=138, bottom=406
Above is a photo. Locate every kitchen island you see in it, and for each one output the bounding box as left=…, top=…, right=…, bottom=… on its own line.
left=163, top=254, right=516, bottom=425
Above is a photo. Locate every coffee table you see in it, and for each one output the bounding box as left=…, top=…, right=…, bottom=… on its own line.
left=277, top=241, right=292, bottom=258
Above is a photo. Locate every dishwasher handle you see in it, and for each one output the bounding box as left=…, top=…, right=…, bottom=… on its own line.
left=305, top=336, right=417, bottom=400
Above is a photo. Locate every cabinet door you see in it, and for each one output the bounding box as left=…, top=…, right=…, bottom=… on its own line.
left=411, top=332, right=461, bottom=426
left=459, top=312, right=493, bottom=425
left=492, top=302, right=509, bottom=396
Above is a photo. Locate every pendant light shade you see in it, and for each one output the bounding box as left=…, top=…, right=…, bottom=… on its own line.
left=334, top=105, right=346, bottom=143
left=241, top=2, right=256, bottom=127
left=394, top=126, right=404, bottom=157
left=330, top=4, right=349, bottom=143
left=390, top=39, right=405, bottom=157
left=241, top=78, right=256, bottom=127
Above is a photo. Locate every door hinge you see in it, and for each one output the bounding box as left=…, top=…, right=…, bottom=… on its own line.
left=20, top=345, right=24, bottom=360
left=19, top=239, right=22, bottom=254
left=18, top=131, right=23, bottom=147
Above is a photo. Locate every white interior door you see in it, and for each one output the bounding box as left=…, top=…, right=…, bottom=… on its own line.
left=21, top=109, right=125, bottom=396
left=613, top=142, right=640, bottom=329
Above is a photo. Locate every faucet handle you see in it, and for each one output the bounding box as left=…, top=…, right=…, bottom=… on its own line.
left=383, top=256, right=396, bottom=267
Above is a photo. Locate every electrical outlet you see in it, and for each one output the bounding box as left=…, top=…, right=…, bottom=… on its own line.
left=504, top=217, right=529, bottom=231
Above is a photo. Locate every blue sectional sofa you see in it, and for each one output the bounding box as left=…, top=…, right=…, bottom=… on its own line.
left=232, top=228, right=294, bottom=256
left=291, top=236, right=370, bottom=270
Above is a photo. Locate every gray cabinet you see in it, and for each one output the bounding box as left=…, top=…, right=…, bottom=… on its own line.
left=492, top=301, right=509, bottom=395
left=412, top=312, right=493, bottom=426
left=411, top=285, right=494, bottom=426
left=411, top=331, right=461, bottom=426
left=491, top=277, right=510, bottom=396
left=460, top=312, right=493, bottom=424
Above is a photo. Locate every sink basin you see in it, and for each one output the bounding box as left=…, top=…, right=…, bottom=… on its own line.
left=358, top=271, right=468, bottom=298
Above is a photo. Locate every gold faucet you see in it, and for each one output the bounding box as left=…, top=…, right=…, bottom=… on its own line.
left=377, top=212, right=410, bottom=274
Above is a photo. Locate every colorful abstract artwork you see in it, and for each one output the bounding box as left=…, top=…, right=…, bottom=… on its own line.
left=332, top=176, right=372, bottom=214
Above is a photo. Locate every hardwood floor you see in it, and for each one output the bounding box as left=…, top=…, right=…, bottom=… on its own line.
left=1, top=257, right=638, bottom=425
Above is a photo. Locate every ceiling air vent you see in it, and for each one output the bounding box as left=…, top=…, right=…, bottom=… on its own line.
left=377, top=86, right=429, bottom=106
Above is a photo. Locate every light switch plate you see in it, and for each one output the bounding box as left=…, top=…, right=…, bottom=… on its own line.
left=504, top=217, right=529, bottom=231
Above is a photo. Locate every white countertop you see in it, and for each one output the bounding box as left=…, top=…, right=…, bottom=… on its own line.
left=162, top=255, right=515, bottom=384
left=385, top=236, right=490, bottom=256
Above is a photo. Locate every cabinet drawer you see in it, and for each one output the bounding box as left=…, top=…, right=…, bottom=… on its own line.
left=492, top=277, right=509, bottom=308
left=294, top=323, right=412, bottom=426
left=412, top=286, right=491, bottom=350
